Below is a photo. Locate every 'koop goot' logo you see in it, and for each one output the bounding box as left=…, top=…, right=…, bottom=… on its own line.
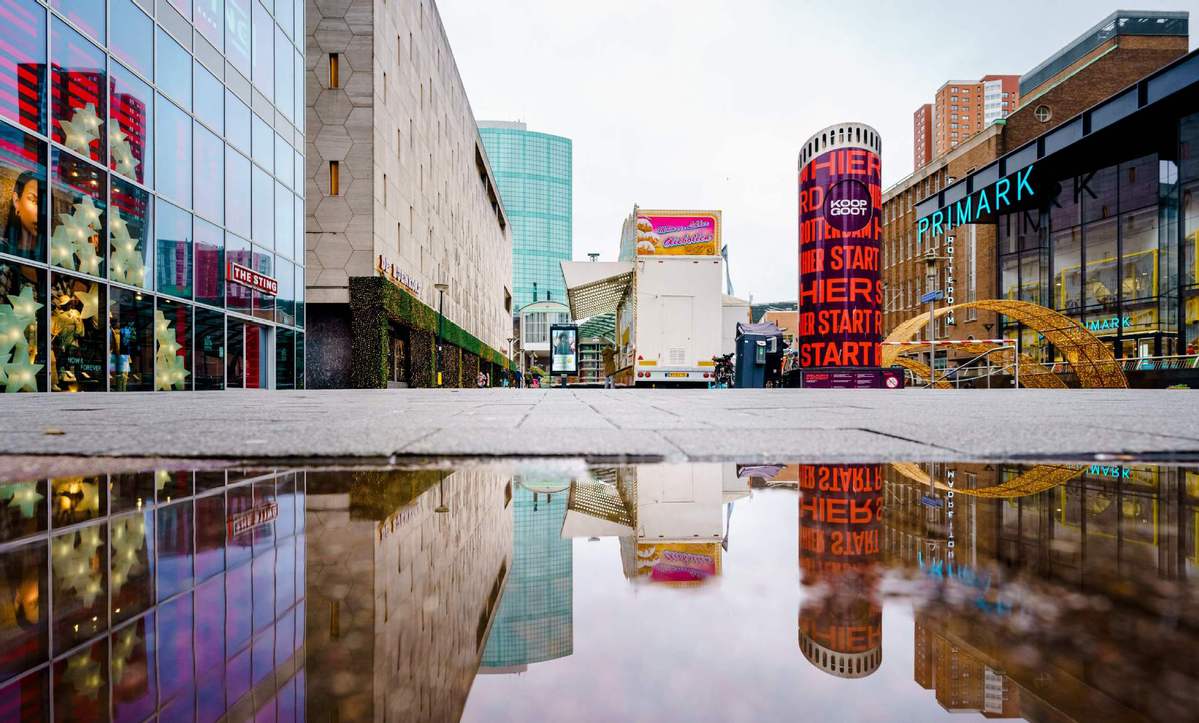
left=824, top=178, right=873, bottom=233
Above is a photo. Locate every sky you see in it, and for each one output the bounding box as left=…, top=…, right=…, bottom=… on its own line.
left=439, top=0, right=1198, bottom=302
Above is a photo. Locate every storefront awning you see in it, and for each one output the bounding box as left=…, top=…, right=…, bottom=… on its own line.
left=561, top=261, right=634, bottom=320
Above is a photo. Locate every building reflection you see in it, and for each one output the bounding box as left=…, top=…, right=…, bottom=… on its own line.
left=303, top=467, right=513, bottom=722
left=886, top=462, right=1199, bottom=721
left=0, top=466, right=305, bottom=722
left=797, top=464, right=884, bottom=678
left=478, top=477, right=573, bottom=673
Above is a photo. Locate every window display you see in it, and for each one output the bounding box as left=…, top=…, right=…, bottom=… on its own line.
left=109, top=177, right=151, bottom=288
left=51, top=18, right=106, bottom=164
left=0, top=260, right=45, bottom=393
left=50, top=272, right=104, bottom=392
left=195, top=306, right=224, bottom=389
left=50, top=150, right=105, bottom=276
left=108, top=286, right=153, bottom=391
left=156, top=298, right=192, bottom=391
left=51, top=522, right=108, bottom=653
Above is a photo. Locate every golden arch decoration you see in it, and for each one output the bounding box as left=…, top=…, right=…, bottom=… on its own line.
left=893, top=342, right=1067, bottom=389
left=883, top=300, right=1127, bottom=389
left=888, top=462, right=1086, bottom=499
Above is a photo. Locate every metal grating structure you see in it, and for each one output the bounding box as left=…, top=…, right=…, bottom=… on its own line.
left=566, top=478, right=633, bottom=528
left=882, top=300, right=1127, bottom=388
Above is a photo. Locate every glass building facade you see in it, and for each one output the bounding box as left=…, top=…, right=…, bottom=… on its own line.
left=478, top=122, right=571, bottom=313
left=0, top=0, right=305, bottom=393
left=0, top=466, right=306, bottom=719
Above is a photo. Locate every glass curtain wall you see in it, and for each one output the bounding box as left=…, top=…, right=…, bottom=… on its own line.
left=0, top=0, right=306, bottom=393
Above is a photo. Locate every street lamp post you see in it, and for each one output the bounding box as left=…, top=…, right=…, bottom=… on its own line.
left=922, top=253, right=952, bottom=388
left=434, top=282, right=449, bottom=387
left=507, top=336, right=516, bottom=385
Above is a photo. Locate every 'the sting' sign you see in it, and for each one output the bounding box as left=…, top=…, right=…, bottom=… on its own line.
left=227, top=261, right=278, bottom=296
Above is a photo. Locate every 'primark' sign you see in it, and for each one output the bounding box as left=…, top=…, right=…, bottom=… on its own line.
left=918, top=165, right=1035, bottom=243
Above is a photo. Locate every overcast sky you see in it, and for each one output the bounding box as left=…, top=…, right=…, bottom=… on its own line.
left=439, top=0, right=1198, bottom=302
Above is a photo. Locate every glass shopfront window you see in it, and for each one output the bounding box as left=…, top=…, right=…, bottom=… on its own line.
left=225, top=232, right=251, bottom=314
left=251, top=244, right=273, bottom=321
left=155, top=95, right=191, bottom=207
left=0, top=0, right=47, bottom=133
left=156, top=200, right=193, bottom=300
left=1121, top=208, right=1158, bottom=303
left=295, top=330, right=303, bottom=386
left=50, top=272, right=104, bottom=391
left=110, top=0, right=153, bottom=80
left=1019, top=253, right=1040, bottom=304
left=295, top=264, right=303, bottom=327
left=0, top=124, right=45, bottom=261
left=108, top=286, right=154, bottom=391
left=194, top=217, right=224, bottom=307
left=50, top=150, right=105, bottom=275
left=109, top=61, right=153, bottom=186
left=275, top=258, right=294, bottom=325
left=157, top=297, right=192, bottom=391
left=276, top=326, right=294, bottom=389
left=195, top=305, right=224, bottom=389
left=0, top=259, right=46, bottom=393
left=1082, top=165, right=1118, bottom=223
left=51, top=18, right=106, bottom=164
left=1183, top=181, right=1198, bottom=289
left=1120, top=155, right=1158, bottom=213
left=1083, top=219, right=1118, bottom=309
left=109, top=177, right=151, bottom=289
left=1001, top=254, right=1019, bottom=300
left=1052, top=227, right=1081, bottom=312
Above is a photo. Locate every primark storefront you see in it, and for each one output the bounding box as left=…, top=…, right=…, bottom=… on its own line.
left=917, top=49, right=1199, bottom=382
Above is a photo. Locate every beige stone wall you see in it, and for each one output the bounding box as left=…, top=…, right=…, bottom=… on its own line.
left=306, top=0, right=513, bottom=353
left=304, top=468, right=514, bottom=722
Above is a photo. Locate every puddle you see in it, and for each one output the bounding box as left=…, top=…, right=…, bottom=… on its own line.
left=1, top=460, right=1197, bottom=721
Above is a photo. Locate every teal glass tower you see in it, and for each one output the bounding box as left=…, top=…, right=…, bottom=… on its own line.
left=478, top=122, right=572, bottom=313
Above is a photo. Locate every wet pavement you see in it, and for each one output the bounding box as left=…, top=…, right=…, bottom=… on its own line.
left=1, top=458, right=1197, bottom=721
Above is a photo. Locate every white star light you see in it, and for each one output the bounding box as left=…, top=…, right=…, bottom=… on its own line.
left=154, top=311, right=190, bottom=391
left=0, top=287, right=43, bottom=393
left=57, top=103, right=102, bottom=157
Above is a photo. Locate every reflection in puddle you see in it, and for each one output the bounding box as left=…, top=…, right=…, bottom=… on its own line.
left=0, top=460, right=1196, bottom=720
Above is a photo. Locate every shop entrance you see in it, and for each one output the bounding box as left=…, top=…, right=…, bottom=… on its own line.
left=226, top=319, right=272, bottom=389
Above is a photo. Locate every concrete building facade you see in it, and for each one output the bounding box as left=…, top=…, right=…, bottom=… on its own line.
left=305, top=0, right=513, bottom=388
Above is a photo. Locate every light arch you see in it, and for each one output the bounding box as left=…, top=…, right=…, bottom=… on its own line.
left=882, top=300, right=1127, bottom=389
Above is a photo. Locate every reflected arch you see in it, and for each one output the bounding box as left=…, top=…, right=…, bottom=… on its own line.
left=882, top=300, right=1127, bottom=389
left=888, top=462, right=1086, bottom=499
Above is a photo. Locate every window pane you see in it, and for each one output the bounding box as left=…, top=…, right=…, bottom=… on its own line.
left=1019, top=253, right=1039, bottom=304
left=110, top=510, right=154, bottom=624
left=109, top=61, right=153, bottom=185
left=295, top=265, right=303, bottom=327
left=155, top=95, right=191, bottom=206
left=157, top=503, right=194, bottom=601
left=1084, top=218, right=1118, bottom=308
left=226, top=89, right=251, bottom=153
left=1121, top=208, right=1157, bottom=302
left=194, top=122, right=224, bottom=223
left=111, top=615, right=156, bottom=722
left=251, top=245, right=274, bottom=321
left=225, top=147, right=251, bottom=238
left=274, top=25, right=293, bottom=122
left=109, top=176, right=152, bottom=289
left=1082, top=165, right=1117, bottom=223
left=1120, top=155, right=1158, bottom=213
left=111, top=0, right=153, bottom=80
left=195, top=217, right=224, bottom=306
left=1052, top=227, right=1081, bottom=313
left=1185, top=182, right=1199, bottom=288
left=195, top=493, right=226, bottom=582
left=195, top=305, right=225, bottom=389
left=295, top=332, right=303, bottom=385
left=50, top=272, right=104, bottom=391
left=276, top=326, right=294, bottom=389
left=51, top=18, right=106, bottom=164
left=226, top=315, right=244, bottom=386
left=0, top=0, right=47, bottom=133
left=156, top=28, right=192, bottom=110
left=275, top=133, right=293, bottom=188
left=156, top=199, right=193, bottom=299
left=226, top=232, right=252, bottom=313
left=52, top=0, right=104, bottom=43
left=196, top=0, right=224, bottom=50
left=194, top=62, right=224, bottom=134
left=109, top=286, right=154, bottom=390
left=252, top=113, right=273, bottom=173
left=275, top=258, right=294, bottom=325
left=251, top=165, right=272, bottom=247
left=0, top=259, right=46, bottom=392
left=275, top=180, right=292, bottom=258
left=157, top=297, right=192, bottom=390
left=0, top=124, right=46, bottom=261
left=251, top=0, right=273, bottom=100
left=226, top=0, right=252, bottom=77
left=0, top=542, right=48, bottom=680
left=50, top=150, right=105, bottom=276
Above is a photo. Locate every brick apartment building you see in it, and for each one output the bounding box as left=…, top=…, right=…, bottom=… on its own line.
left=882, top=10, right=1189, bottom=373
left=931, top=75, right=1019, bottom=160
left=914, top=103, right=934, bottom=169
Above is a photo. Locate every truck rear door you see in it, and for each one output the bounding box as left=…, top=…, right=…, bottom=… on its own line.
left=661, top=295, right=693, bottom=367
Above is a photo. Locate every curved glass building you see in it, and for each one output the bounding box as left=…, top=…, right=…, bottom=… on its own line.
left=478, top=122, right=572, bottom=313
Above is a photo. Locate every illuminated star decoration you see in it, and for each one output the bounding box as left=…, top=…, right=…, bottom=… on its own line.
left=109, top=514, right=146, bottom=596
left=0, top=286, right=44, bottom=393
left=50, top=196, right=104, bottom=274
left=109, top=127, right=139, bottom=179
left=154, top=311, right=190, bottom=391
left=57, top=103, right=102, bottom=157
left=73, top=283, right=100, bottom=322
left=52, top=524, right=105, bottom=608
left=60, top=648, right=103, bottom=700
left=109, top=624, right=143, bottom=683
left=108, top=208, right=145, bottom=286
left=0, top=482, right=43, bottom=518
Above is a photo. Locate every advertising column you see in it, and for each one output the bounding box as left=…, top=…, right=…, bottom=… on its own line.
left=798, top=464, right=883, bottom=678
left=797, top=124, right=883, bottom=372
